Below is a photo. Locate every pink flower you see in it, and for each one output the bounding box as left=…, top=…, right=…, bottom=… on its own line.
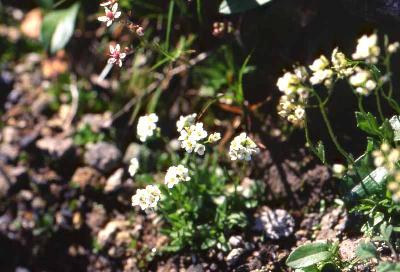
left=108, top=44, right=126, bottom=67
left=98, top=3, right=121, bottom=27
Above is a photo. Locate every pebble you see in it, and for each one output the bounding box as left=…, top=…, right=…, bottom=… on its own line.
left=254, top=207, right=295, bottom=240
left=84, top=142, right=121, bottom=173
left=104, top=168, right=123, bottom=193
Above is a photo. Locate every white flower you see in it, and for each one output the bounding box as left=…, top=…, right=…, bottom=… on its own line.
left=137, top=113, right=159, bottom=142
left=208, top=132, right=221, bottom=143
left=178, top=122, right=208, bottom=155
left=108, top=44, right=126, bottom=67
left=309, top=69, right=333, bottom=86
left=276, top=72, right=300, bottom=95
left=388, top=42, right=400, bottom=53
left=164, top=165, right=191, bottom=188
left=128, top=158, right=139, bottom=177
left=229, top=133, right=260, bottom=161
left=309, top=55, right=329, bottom=72
left=98, top=3, right=121, bottom=27
left=132, top=185, right=161, bottom=210
left=352, top=33, right=380, bottom=64
left=332, top=164, right=346, bottom=178
left=176, top=113, right=197, bottom=132
left=349, top=68, right=376, bottom=96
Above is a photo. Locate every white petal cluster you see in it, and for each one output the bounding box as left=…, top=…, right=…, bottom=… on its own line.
left=208, top=132, right=221, bottom=143
left=178, top=122, right=208, bottom=155
left=131, top=185, right=161, bottom=210
left=137, top=113, right=159, bottom=142
left=128, top=158, right=139, bottom=177
left=276, top=66, right=308, bottom=127
left=352, top=33, right=380, bottom=64
left=164, top=165, right=191, bottom=188
left=98, top=3, right=121, bottom=27
left=349, top=67, right=377, bottom=96
left=108, top=44, right=126, bottom=67
left=229, top=133, right=260, bottom=161
left=388, top=42, right=400, bottom=54
left=176, top=113, right=197, bottom=132
left=309, top=55, right=333, bottom=87
left=331, top=48, right=354, bottom=78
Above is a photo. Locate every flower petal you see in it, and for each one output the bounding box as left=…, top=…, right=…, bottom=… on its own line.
left=98, top=16, right=108, bottom=22
left=112, top=3, right=118, bottom=13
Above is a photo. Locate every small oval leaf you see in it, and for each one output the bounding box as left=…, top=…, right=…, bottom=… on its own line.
left=286, top=242, right=332, bottom=269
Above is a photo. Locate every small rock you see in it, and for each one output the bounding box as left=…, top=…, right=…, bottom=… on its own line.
left=104, top=168, right=123, bottom=193
left=122, top=143, right=141, bottom=164
left=316, top=207, right=347, bottom=241
left=0, top=168, right=11, bottom=197
left=229, top=235, right=243, bottom=248
left=0, top=144, right=19, bottom=163
left=85, top=142, right=121, bottom=173
left=254, top=207, right=295, bottom=240
left=226, top=248, right=245, bottom=266
left=36, top=137, right=74, bottom=159
left=97, top=219, right=129, bottom=246
left=72, top=167, right=105, bottom=189
left=79, top=112, right=112, bottom=133
left=2, top=126, right=19, bottom=144
left=186, top=264, right=204, bottom=272
left=86, top=204, right=107, bottom=233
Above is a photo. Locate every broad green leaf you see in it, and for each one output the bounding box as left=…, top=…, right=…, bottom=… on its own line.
left=389, top=115, right=400, bottom=141
left=379, top=120, right=394, bottom=142
left=348, top=167, right=389, bottom=200
left=356, top=241, right=377, bottom=260
left=286, top=242, right=333, bottom=269
left=41, top=2, right=80, bottom=53
left=380, top=222, right=393, bottom=242
left=356, top=112, right=381, bottom=136
left=219, top=0, right=273, bottom=14
left=377, top=262, right=400, bottom=272
left=295, top=266, right=319, bottom=272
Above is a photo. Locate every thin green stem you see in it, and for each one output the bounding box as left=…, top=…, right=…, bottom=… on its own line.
left=166, top=0, right=175, bottom=51
left=358, top=95, right=366, bottom=114
left=375, top=88, right=385, bottom=121
left=315, top=93, right=353, bottom=164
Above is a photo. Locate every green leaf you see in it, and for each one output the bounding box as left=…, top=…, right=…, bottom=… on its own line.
left=356, top=241, right=377, bottom=260
left=41, top=2, right=80, bottom=53
left=379, top=120, right=394, bottom=142
left=348, top=167, right=389, bottom=200
left=286, top=242, right=333, bottom=269
left=377, top=262, right=400, bottom=272
left=295, top=266, right=319, bottom=272
left=380, top=222, right=393, bottom=242
left=219, top=0, right=273, bottom=14
left=356, top=112, right=381, bottom=137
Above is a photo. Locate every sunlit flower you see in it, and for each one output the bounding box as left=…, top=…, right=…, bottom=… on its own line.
left=98, top=3, right=121, bottom=27
left=309, top=55, right=329, bottom=72
left=331, top=48, right=353, bottom=77
left=176, top=113, right=197, bottom=132
left=164, top=165, right=191, bottom=188
left=332, top=164, right=346, bottom=178
left=349, top=67, right=376, bottom=96
left=178, top=122, right=208, bottom=155
left=208, top=132, right=221, bottom=143
left=108, top=44, right=126, bottom=67
left=352, top=33, right=380, bottom=64
left=276, top=72, right=301, bottom=95
left=309, top=69, right=333, bottom=86
left=388, top=42, right=400, bottom=54
left=128, top=158, right=139, bottom=177
left=137, top=113, right=159, bottom=142
left=131, top=185, right=161, bottom=210
left=372, top=143, right=400, bottom=172
left=229, top=133, right=260, bottom=161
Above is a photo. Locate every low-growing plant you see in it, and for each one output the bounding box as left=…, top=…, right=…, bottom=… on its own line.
left=276, top=32, right=400, bottom=270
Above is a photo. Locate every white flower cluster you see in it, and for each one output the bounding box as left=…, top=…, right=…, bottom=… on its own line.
left=137, top=113, right=159, bottom=142
left=349, top=67, right=377, bottom=96
left=309, top=55, right=333, bottom=87
left=331, top=48, right=354, bottom=78
left=229, top=133, right=260, bottom=161
left=352, top=33, right=380, bottom=64
left=276, top=67, right=308, bottom=127
left=388, top=42, right=400, bottom=54
left=131, top=185, right=161, bottom=211
left=164, top=165, right=191, bottom=188
left=177, top=114, right=219, bottom=156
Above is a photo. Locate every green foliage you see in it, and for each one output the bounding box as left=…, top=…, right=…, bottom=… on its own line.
left=219, top=0, right=273, bottom=14
left=377, top=263, right=400, bottom=272
left=286, top=242, right=338, bottom=270
left=41, top=2, right=80, bottom=53
left=73, top=124, right=107, bottom=146
left=356, top=241, right=378, bottom=260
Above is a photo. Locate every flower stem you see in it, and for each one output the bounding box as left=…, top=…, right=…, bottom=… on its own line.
left=375, top=88, right=385, bottom=121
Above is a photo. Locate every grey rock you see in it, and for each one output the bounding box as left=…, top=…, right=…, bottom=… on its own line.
left=0, top=144, right=19, bottom=163
left=186, top=264, right=204, bottom=272
left=254, top=207, right=295, bottom=240
left=36, top=137, right=74, bottom=159
left=104, top=168, right=123, bottom=193
left=2, top=126, right=19, bottom=144
left=226, top=248, right=245, bottom=266
left=85, top=142, right=121, bottom=173
left=122, top=143, right=141, bottom=164
left=229, top=235, right=243, bottom=248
